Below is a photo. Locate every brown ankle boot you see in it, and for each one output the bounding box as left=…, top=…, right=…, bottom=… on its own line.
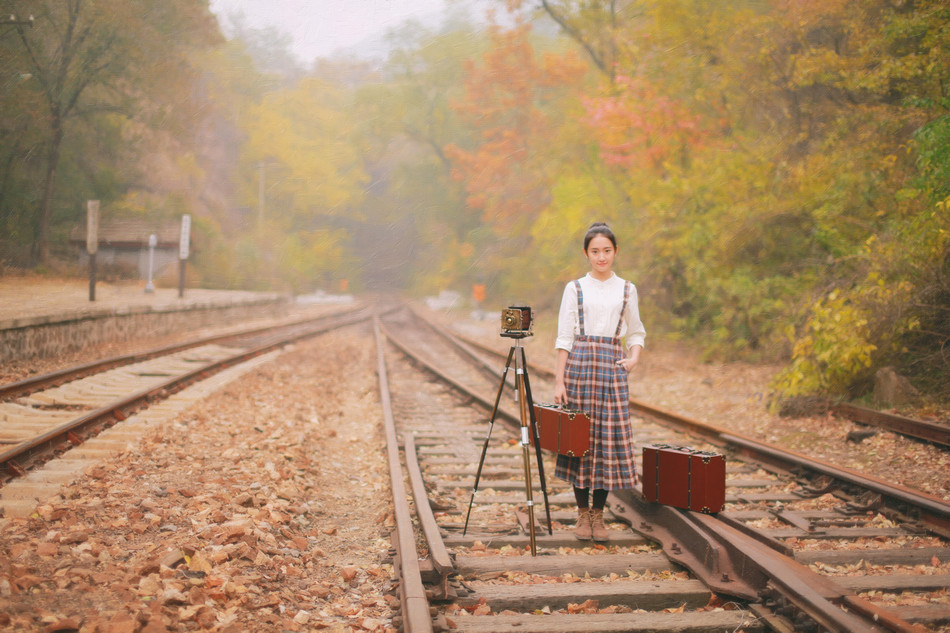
left=590, top=508, right=609, bottom=542
left=575, top=508, right=592, bottom=540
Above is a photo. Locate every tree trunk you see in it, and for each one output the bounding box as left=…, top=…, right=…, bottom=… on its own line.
left=34, top=116, right=63, bottom=265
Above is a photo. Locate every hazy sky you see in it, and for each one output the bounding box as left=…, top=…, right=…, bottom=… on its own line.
left=209, top=0, right=498, bottom=62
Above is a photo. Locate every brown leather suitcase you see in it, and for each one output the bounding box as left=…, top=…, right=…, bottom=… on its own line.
left=641, top=444, right=725, bottom=513
left=532, top=403, right=591, bottom=457
left=687, top=450, right=726, bottom=513
left=642, top=444, right=691, bottom=509
left=641, top=445, right=661, bottom=503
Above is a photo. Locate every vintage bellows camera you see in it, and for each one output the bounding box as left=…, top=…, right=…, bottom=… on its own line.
left=500, top=306, right=533, bottom=338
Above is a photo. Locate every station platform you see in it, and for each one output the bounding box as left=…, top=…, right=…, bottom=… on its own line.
left=0, top=276, right=289, bottom=363
left=0, top=277, right=283, bottom=327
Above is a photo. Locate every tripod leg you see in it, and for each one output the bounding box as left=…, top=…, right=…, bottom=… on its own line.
left=515, top=352, right=538, bottom=556
left=520, top=347, right=553, bottom=535
left=463, top=346, right=516, bottom=535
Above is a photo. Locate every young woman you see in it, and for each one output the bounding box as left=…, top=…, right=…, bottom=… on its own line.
left=553, top=222, right=646, bottom=541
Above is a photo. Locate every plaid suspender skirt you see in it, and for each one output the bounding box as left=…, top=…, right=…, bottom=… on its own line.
left=554, top=280, right=638, bottom=490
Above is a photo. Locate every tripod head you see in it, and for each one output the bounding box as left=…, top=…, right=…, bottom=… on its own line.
left=500, top=330, right=533, bottom=340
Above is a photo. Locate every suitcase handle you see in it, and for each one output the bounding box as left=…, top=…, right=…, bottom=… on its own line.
left=533, top=402, right=588, bottom=417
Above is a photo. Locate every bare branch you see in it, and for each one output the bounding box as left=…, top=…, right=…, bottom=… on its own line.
left=539, top=0, right=610, bottom=77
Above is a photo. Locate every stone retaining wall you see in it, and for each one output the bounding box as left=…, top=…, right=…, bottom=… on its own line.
left=0, top=297, right=290, bottom=363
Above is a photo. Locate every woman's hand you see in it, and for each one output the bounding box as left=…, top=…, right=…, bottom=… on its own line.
left=554, top=381, right=568, bottom=405
left=616, top=357, right=638, bottom=372
left=616, top=345, right=642, bottom=372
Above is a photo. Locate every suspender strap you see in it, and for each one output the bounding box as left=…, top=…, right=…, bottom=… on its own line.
left=614, top=281, right=631, bottom=338
left=573, top=279, right=585, bottom=336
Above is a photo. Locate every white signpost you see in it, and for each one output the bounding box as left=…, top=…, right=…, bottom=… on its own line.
left=145, top=233, right=157, bottom=293
left=86, top=201, right=99, bottom=301
left=178, top=214, right=191, bottom=298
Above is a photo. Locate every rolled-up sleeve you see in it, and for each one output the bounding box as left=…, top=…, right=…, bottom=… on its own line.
left=554, top=282, right=578, bottom=352
left=624, top=284, right=646, bottom=350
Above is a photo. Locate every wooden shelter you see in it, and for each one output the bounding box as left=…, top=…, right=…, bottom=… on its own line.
left=70, top=217, right=185, bottom=279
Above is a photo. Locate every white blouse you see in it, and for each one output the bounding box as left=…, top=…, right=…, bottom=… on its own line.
left=555, top=273, right=646, bottom=353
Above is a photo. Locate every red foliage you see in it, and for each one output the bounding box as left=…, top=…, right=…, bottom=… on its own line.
left=583, top=74, right=711, bottom=173
left=445, top=24, right=587, bottom=231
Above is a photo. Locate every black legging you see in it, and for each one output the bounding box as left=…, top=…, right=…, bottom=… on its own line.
left=574, top=486, right=608, bottom=510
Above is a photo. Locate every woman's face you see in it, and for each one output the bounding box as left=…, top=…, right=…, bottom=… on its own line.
left=585, top=235, right=616, bottom=277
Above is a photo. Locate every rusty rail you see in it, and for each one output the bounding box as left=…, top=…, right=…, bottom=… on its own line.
left=631, top=400, right=950, bottom=536
left=1, top=308, right=373, bottom=481
left=373, top=318, right=433, bottom=633
left=444, top=325, right=950, bottom=536
left=610, top=491, right=929, bottom=633
left=831, top=402, right=950, bottom=448
left=0, top=305, right=368, bottom=401
left=431, top=316, right=948, bottom=632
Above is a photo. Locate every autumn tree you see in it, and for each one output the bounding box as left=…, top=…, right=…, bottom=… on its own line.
left=0, top=13, right=45, bottom=258
left=445, top=21, right=590, bottom=298
left=509, top=0, right=643, bottom=80
left=767, top=0, right=950, bottom=398
left=0, top=0, right=219, bottom=264
left=530, top=0, right=949, bottom=399
left=238, top=77, right=367, bottom=292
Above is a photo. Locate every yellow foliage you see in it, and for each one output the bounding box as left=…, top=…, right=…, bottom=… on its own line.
left=241, top=78, right=368, bottom=223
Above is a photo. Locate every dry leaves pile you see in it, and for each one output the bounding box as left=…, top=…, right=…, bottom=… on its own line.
left=0, top=330, right=396, bottom=633
left=465, top=568, right=691, bottom=586
left=443, top=595, right=732, bottom=624
left=455, top=541, right=656, bottom=559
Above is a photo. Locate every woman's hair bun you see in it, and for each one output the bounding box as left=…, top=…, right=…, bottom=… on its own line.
left=584, top=222, right=617, bottom=250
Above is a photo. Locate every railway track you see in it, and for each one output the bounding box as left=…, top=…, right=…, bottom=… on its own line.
left=0, top=305, right=372, bottom=497
left=377, top=305, right=950, bottom=633
left=829, top=403, right=950, bottom=449
left=3, top=299, right=947, bottom=631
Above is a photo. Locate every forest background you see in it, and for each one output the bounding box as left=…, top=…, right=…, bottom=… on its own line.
left=1, top=0, right=948, bottom=404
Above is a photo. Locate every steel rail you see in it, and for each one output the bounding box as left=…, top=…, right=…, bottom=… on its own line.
left=692, top=508, right=928, bottom=633
left=831, top=402, right=950, bottom=448
left=402, top=313, right=947, bottom=632
left=379, top=321, right=522, bottom=429
left=611, top=491, right=929, bottom=633
left=379, top=318, right=557, bottom=557
left=1, top=308, right=372, bottom=480
left=405, top=304, right=507, bottom=386
left=404, top=434, right=454, bottom=577
left=443, top=325, right=950, bottom=534
left=0, top=304, right=368, bottom=401
left=633, top=400, right=950, bottom=534
left=372, top=318, right=433, bottom=633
